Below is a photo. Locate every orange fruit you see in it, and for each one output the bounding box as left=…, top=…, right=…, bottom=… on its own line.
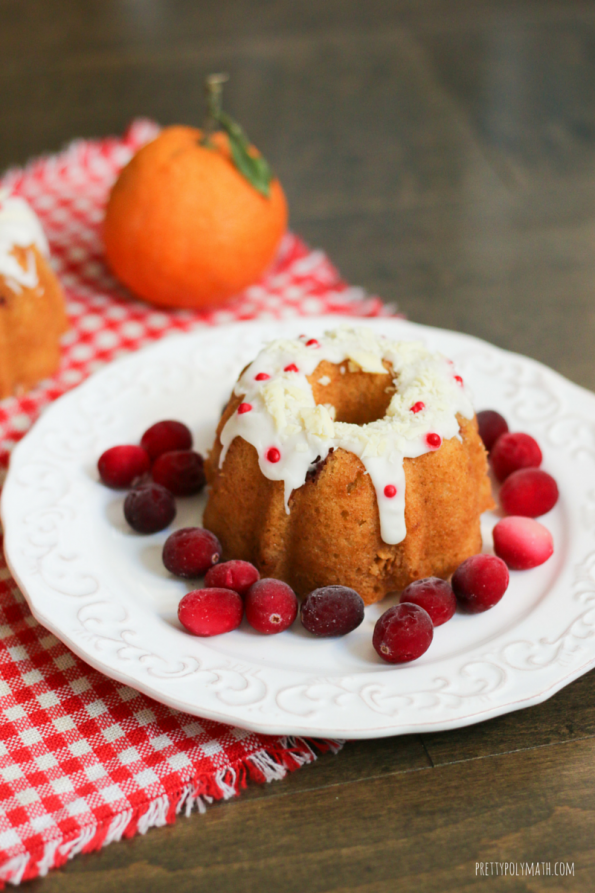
left=103, top=126, right=288, bottom=309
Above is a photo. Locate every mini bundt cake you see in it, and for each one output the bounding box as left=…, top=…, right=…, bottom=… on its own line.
left=204, top=327, right=494, bottom=605
left=0, top=193, right=68, bottom=399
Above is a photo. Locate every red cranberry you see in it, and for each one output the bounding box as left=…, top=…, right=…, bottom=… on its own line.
left=500, top=468, right=559, bottom=517
left=384, top=485, right=397, bottom=498
left=426, top=433, right=442, bottom=449
left=178, top=588, right=243, bottom=637
left=238, top=403, right=252, bottom=414
left=141, top=420, right=192, bottom=461
left=454, top=375, right=464, bottom=386
left=284, top=363, right=299, bottom=373
left=399, top=577, right=456, bottom=626
left=493, top=516, right=554, bottom=570
left=451, top=554, right=509, bottom=613
left=98, top=445, right=150, bottom=489
left=373, top=603, right=433, bottom=663
left=476, top=410, right=509, bottom=452
left=300, top=585, right=365, bottom=637
left=255, top=372, right=270, bottom=381
left=410, top=402, right=425, bottom=414
left=152, top=450, right=206, bottom=497
left=205, top=560, right=260, bottom=597
left=163, top=527, right=221, bottom=577
left=306, top=339, right=320, bottom=348
left=267, top=447, right=281, bottom=463
left=490, top=432, right=542, bottom=482
left=124, top=484, right=176, bottom=534
left=245, top=579, right=298, bottom=634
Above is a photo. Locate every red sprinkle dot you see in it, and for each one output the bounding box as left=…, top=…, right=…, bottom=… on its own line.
left=454, top=375, right=464, bottom=386
left=384, top=485, right=397, bottom=498
left=284, top=363, right=299, bottom=373
left=238, top=403, right=252, bottom=414
left=267, top=447, right=281, bottom=463
left=306, top=339, right=320, bottom=348
left=410, top=401, right=425, bottom=414
left=426, top=433, right=442, bottom=449
left=255, top=372, right=270, bottom=381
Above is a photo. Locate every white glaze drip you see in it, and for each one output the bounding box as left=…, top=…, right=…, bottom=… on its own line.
left=219, top=326, right=475, bottom=545
left=0, top=192, right=49, bottom=293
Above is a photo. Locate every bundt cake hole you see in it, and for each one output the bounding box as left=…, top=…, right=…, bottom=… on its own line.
left=308, top=360, right=395, bottom=426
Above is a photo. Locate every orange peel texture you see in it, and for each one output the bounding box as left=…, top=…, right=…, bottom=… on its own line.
left=103, top=127, right=288, bottom=309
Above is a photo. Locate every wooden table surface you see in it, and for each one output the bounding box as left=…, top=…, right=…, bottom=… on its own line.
left=3, top=1, right=595, bottom=889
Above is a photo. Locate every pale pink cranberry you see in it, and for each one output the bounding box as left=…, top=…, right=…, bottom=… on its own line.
left=140, top=420, right=192, bottom=462
left=284, top=363, right=299, bottom=373
left=399, top=577, right=456, bottom=626
left=493, top=516, right=554, bottom=570
left=152, top=450, right=206, bottom=497
left=205, top=560, right=260, bottom=597
left=306, top=339, right=320, bottom=348
left=238, top=403, right=252, bottom=414
left=255, top=372, right=270, bottom=381
left=373, top=604, right=433, bottom=663
left=245, top=579, right=298, bottom=634
left=178, top=588, right=243, bottom=637
left=384, top=485, right=397, bottom=498
left=410, top=402, right=425, bottom=414
left=451, top=554, right=509, bottom=613
left=98, top=445, right=150, bottom=489
left=267, top=447, right=281, bottom=463
left=301, top=585, right=365, bottom=637
left=124, top=484, right=176, bottom=534
left=426, top=433, right=442, bottom=449
left=163, top=527, right=221, bottom=577
left=490, top=432, right=542, bottom=482
left=476, top=410, right=508, bottom=452
left=500, top=468, right=559, bottom=517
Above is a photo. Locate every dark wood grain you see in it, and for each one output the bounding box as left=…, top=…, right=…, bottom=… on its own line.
left=28, top=737, right=595, bottom=892
left=3, top=0, right=595, bottom=888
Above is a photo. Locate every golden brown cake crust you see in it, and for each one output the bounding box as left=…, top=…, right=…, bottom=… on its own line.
left=204, top=358, right=494, bottom=605
left=0, top=245, right=68, bottom=399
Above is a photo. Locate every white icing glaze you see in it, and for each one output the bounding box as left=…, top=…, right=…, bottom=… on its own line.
left=219, top=326, right=475, bottom=545
left=0, top=191, right=49, bottom=293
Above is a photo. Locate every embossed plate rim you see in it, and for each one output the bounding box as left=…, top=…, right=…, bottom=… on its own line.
left=2, top=315, right=594, bottom=738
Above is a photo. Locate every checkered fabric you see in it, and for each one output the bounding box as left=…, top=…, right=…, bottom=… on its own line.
left=0, top=121, right=392, bottom=885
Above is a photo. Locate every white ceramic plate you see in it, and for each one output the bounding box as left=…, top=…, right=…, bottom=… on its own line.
left=2, top=316, right=594, bottom=739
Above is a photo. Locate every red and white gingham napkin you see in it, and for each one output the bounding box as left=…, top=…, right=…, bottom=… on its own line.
left=0, top=121, right=392, bottom=885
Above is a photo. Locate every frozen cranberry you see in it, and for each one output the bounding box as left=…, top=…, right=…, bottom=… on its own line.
left=163, top=527, right=221, bottom=577
left=152, top=450, right=206, bottom=497
left=300, top=585, right=365, bottom=637
left=98, top=445, right=150, bottom=489
left=124, top=484, right=176, bottom=534
left=493, top=516, right=554, bottom=570
left=476, top=410, right=509, bottom=452
left=245, top=579, right=298, bottom=634
left=373, top=603, right=433, bottom=663
left=399, top=577, right=456, bottom=626
left=140, top=420, right=192, bottom=461
left=490, top=432, right=542, bottom=482
left=205, top=560, right=260, bottom=597
left=500, top=468, right=559, bottom=518
left=451, top=554, right=509, bottom=613
left=178, top=588, right=243, bottom=637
